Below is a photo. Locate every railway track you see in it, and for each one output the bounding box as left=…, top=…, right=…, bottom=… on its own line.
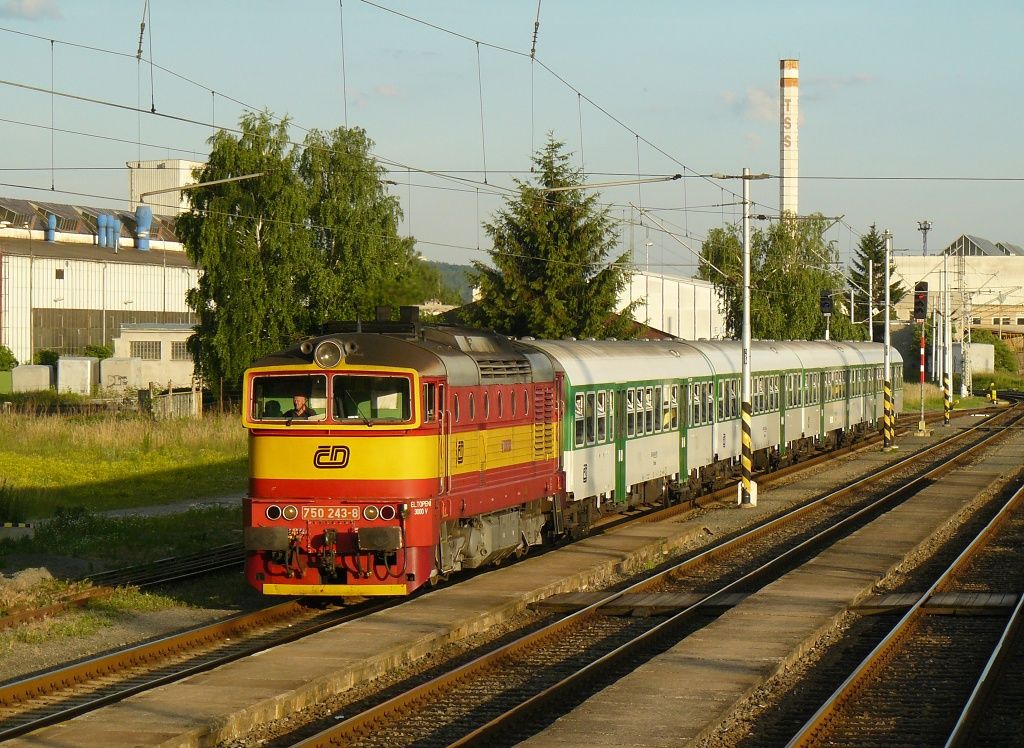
left=0, top=543, right=246, bottom=632
left=0, top=597, right=392, bottom=741
left=786, top=477, right=1024, bottom=747
left=279, top=405, right=1022, bottom=747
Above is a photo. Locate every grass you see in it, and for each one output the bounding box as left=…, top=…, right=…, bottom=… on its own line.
left=0, top=577, right=92, bottom=615
left=902, top=382, right=989, bottom=412
left=0, top=412, right=247, bottom=520
left=0, top=586, right=179, bottom=651
left=0, top=505, right=243, bottom=567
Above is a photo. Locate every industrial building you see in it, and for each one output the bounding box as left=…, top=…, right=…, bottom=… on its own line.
left=620, top=271, right=726, bottom=340
left=892, top=233, right=1024, bottom=372
left=0, top=197, right=197, bottom=370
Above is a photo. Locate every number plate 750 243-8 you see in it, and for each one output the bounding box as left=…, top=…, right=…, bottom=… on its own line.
left=300, top=505, right=360, bottom=521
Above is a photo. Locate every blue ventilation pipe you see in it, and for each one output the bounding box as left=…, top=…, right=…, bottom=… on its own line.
left=111, top=217, right=122, bottom=250
left=97, top=214, right=108, bottom=247
left=46, top=214, right=56, bottom=242
left=135, top=205, right=152, bottom=250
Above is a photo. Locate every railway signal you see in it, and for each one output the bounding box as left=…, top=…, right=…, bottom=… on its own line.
left=913, top=282, right=928, bottom=321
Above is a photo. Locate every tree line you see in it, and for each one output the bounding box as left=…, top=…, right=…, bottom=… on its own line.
left=179, top=113, right=1016, bottom=390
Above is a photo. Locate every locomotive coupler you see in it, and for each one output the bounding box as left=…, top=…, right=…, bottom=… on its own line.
left=319, top=529, right=338, bottom=577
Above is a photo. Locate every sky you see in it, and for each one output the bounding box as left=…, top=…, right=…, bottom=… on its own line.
left=1, top=0, right=1023, bottom=276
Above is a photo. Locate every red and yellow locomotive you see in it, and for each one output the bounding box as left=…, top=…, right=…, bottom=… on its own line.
left=242, top=309, right=561, bottom=595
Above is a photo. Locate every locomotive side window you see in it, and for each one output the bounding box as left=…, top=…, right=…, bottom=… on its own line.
left=423, top=383, right=436, bottom=423
left=469, top=393, right=476, bottom=421
left=453, top=393, right=461, bottom=422
left=484, top=392, right=490, bottom=419
left=332, top=375, right=411, bottom=422
left=626, top=388, right=636, bottom=437
left=252, top=374, right=327, bottom=422
left=575, top=393, right=586, bottom=447
left=510, top=389, right=516, bottom=417
left=497, top=391, right=504, bottom=419
left=523, top=390, right=529, bottom=416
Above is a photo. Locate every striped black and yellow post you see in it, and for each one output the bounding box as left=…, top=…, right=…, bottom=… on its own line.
left=740, top=401, right=753, bottom=505
left=882, top=379, right=894, bottom=448
left=943, top=373, right=951, bottom=425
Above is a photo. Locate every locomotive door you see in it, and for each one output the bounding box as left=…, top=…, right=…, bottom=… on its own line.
left=438, top=383, right=450, bottom=495
left=614, top=388, right=626, bottom=505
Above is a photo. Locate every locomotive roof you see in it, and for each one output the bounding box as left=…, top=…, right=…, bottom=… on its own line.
left=252, top=323, right=553, bottom=386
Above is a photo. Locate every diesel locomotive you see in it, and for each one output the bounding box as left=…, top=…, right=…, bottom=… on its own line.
left=241, top=308, right=903, bottom=596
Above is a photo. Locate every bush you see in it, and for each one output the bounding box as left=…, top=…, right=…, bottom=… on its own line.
left=0, top=345, right=16, bottom=371
left=34, top=349, right=59, bottom=367
left=83, top=344, right=113, bottom=360
left=970, top=329, right=1019, bottom=374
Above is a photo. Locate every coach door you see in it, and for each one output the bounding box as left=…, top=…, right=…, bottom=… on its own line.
left=614, top=388, right=627, bottom=505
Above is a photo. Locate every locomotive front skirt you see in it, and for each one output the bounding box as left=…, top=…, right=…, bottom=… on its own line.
left=242, top=317, right=903, bottom=596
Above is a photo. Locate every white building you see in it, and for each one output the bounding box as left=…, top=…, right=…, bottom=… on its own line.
left=620, top=271, right=727, bottom=339
left=128, top=159, right=205, bottom=218
left=0, top=197, right=197, bottom=367
left=109, top=323, right=197, bottom=389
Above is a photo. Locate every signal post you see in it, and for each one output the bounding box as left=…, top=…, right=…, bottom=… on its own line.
left=914, top=282, right=931, bottom=436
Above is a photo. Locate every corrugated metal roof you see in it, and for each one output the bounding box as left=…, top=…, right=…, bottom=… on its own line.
left=0, top=196, right=180, bottom=241
left=996, top=241, right=1024, bottom=256
left=0, top=237, right=193, bottom=267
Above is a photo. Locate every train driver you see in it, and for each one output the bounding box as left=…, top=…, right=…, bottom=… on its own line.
left=285, top=393, right=316, bottom=418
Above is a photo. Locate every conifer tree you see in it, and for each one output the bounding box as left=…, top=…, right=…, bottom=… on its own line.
left=848, top=224, right=907, bottom=338
left=469, top=136, right=637, bottom=339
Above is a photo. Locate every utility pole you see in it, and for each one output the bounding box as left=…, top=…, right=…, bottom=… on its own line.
left=867, top=259, right=873, bottom=342
left=882, top=230, right=896, bottom=450
left=943, top=248, right=952, bottom=425
left=740, top=167, right=755, bottom=507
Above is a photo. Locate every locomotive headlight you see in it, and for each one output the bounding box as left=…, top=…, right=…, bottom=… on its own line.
left=282, top=505, right=298, bottom=521
left=265, top=505, right=282, bottom=521
left=363, top=505, right=379, bottom=521
left=314, top=340, right=343, bottom=368
left=379, top=505, right=396, bottom=521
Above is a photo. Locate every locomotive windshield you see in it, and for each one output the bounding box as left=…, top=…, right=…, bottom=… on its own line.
left=333, top=374, right=412, bottom=423
left=252, top=374, right=328, bottom=422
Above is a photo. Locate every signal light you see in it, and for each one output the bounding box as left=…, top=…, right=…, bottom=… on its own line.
left=379, top=505, right=397, bottom=521
left=820, top=291, right=833, bottom=315
left=913, top=282, right=928, bottom=320
left=265, top=505, right=282, bottom=521
left=282, top=505, right=298, bottom=521
left=363, top=505, right=379, bottom=521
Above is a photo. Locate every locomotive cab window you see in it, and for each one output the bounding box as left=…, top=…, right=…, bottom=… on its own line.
left=332, top=374, right=411, bottom=423
left=252, top=374, right=327, bottom=422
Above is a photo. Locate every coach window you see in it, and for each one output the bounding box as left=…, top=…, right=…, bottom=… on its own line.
left=575, top=393, right=586, bottom=447
left=654, top=386, right=663, bottom=433
left=705, top=382, right=714, bottom=424
left=586, top=392, right=597, bottom=445
left=626, top=388, right=635, bottom=437
left=597, top=391, right=607, bottom=442
left=641, top=387, right=652, bottom=433
left=669, top=385, right=679, bottom=429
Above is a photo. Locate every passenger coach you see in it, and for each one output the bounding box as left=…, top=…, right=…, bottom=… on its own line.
left=241, top=309, right=903, bottom=597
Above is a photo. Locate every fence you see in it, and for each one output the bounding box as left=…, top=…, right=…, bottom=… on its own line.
left=139, top=381, right=204, bottom=420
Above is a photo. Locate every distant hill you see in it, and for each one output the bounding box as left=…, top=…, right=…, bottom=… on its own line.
left=428, top=261, right=475, bottom=303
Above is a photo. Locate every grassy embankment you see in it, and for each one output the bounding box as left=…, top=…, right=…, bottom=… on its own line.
left=0, top=412, right=247, bottom=565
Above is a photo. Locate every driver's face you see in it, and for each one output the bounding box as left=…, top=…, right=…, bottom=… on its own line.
left=293, top=395, right=307, bottom=410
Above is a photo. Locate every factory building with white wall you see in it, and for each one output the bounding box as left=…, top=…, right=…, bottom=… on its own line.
left=620, top=271, right=727, bottom=340
left=0, top=197, right=198, bottom=368
left=128, top=159, right=205, bottom=218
